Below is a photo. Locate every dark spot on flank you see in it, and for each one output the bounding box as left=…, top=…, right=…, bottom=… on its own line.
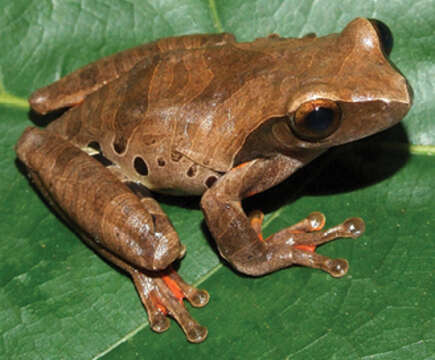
left=157, top=158, right=166, bottom=167
left=113, top=137, right=127, bottom=154
left=187, top=165, right=197, bottom=177
left=171, top=151, right=182, bottom=162
left=205, top=176, right=218, bottom=188
left=134, top=156, right=149, bottom=176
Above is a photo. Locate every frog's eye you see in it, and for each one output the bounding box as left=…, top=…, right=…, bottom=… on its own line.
left=369, top=19, right=393, bottom=56
left=289, top=99, right=341, bottom=142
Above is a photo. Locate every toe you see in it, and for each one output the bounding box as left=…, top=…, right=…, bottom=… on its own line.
left=307, top=212, right=326, bottom=231
left=325, top=258, right=349, bottom=278
left=343, top=218, right=365, bottom=238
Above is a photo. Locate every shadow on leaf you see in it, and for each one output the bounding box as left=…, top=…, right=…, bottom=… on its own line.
left=244, top=123, right=410, bottom=215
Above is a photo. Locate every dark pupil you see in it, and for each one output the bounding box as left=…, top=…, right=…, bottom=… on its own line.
left=303, top=107, right=334, bottom=133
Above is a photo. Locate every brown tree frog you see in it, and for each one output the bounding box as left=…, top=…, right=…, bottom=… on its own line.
left=16, top=18, right=411, bottom=343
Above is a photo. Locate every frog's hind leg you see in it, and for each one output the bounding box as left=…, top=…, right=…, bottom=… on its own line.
left=16, top=127, right=209, bottom=342
left=80, top=179, right=210, bottom=342
left=81, top=233, right=209, bottom=343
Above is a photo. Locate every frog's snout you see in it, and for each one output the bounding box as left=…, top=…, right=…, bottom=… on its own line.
left=394, top=77, right=413, bottom=122
left=404, top=79, right=414, bottom=109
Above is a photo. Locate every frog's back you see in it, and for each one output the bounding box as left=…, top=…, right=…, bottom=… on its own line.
left=138, top=42, right=285, bottom=172
left=46, top=41, right=287, bottom=193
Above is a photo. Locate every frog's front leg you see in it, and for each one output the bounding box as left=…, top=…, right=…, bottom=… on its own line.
left=15, top=127, right=209, bottom=343
left=201, top=156, right=365, bottom=277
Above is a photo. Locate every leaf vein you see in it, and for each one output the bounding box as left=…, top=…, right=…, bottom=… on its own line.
left=208, top=0, right=224, bottom=32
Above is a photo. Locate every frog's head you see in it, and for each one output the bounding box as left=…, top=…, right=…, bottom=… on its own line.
left=275, top=18, right=412, bottom=151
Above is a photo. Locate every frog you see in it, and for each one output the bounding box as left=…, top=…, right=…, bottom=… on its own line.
left=15, top=18, right=411, bottom=343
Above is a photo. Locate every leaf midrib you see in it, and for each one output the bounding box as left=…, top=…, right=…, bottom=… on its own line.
left=0, top=84, right=29, bottom=109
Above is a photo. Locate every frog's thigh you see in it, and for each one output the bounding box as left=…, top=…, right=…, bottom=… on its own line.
left=15, top=127, right=182, bottom=271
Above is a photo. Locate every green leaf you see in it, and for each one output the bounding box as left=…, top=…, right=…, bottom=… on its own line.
left=1, top=1, right=434, bottom=359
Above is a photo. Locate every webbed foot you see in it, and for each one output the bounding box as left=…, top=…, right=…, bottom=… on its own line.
left=131, top=267, right=209, bottom=343
left=249, top=211, right=365, bottom=277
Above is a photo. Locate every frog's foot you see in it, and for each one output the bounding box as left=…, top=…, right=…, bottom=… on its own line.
left=131, top=267, right=209, bottom=343
left=248, top=211, right=365, bottom=277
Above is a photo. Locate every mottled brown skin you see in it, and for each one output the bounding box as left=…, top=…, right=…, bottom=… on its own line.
left=16, top=18, right=411, bottom=343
